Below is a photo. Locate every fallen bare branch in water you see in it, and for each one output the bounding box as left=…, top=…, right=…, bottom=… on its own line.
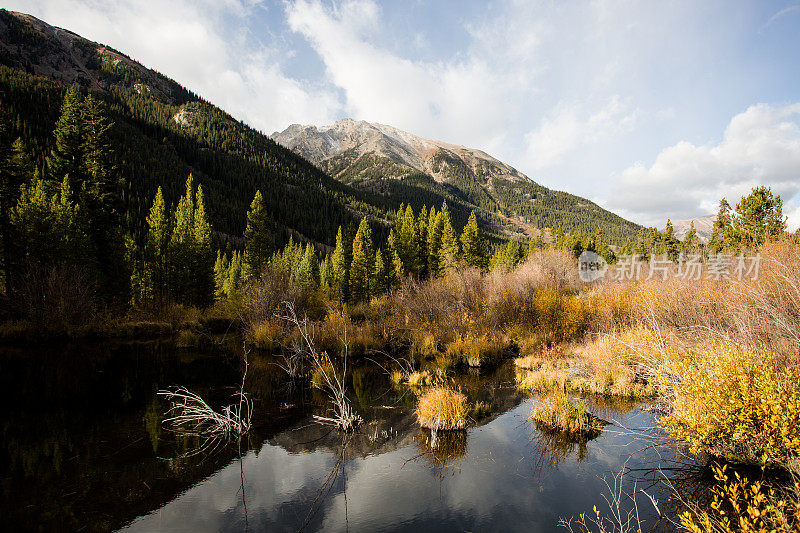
left=158, top=387, right=252, bottom=439
left=158, top=346, right=253, bottom=440
left=281, top=301, right=362, bottom=432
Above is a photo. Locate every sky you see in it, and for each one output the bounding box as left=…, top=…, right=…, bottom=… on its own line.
left=5, top=0, right=800, bottom=229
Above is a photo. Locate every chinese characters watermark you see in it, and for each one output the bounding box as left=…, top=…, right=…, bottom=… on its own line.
left=579, top=253, right=762, bottom=282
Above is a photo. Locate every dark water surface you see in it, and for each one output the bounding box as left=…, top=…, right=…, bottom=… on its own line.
left=0, top=338, right=683, bottom=532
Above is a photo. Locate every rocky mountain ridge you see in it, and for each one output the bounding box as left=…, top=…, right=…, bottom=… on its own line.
left=272, top=119, right=528, bottom=185
left=272, top=119, right=642, bottom=242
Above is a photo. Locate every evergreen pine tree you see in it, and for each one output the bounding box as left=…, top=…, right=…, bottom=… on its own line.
left=224, top=251, right=243, bottom=296
left=193, top=185, right=214, bottom=307
left=427, top=206, right=443, bottom=276
left=169, top=175, right=196, bottom=306
left=0, top=136, right=33, bottom=295
left=350, top=218, right=374, bottom=301
left=297, top=243, right=319, bottom=289
left=81, top=96, right=117, bottom=216
left=460, top=211, right=487, bottom=270
left=390, top=248, right=404, bottom=291
left=372, top=249, right=387, bottom=297
left=81, top=95, right=127, bottom=302
left=709, top=199, right=732, bottom=253
left=397, top=204, right=419, bottom=275
left=416, top=205, right=429, bottom=277
left=527, top=232, right=546, bottom=257
left=320, top=255, right=333, bottom=289
left=386, top=231, right=404, bottom=289
left=438, top=206, right=460, bottom=276
left=330, top=226, right=347, bottom=297
left=214, top=251, right=229, bottom=300
left=681, top=222, right=699, bottom=253
left=733, top=186, right=786, bottom=247
left=243, top=190, right=272, bottom=278
left=663, top=220, right=679, bottom=261
left=144, top=187, right=169, bottom=309
left=12, top=177, right=90, bottom=270
left=48, top=87, right=85, bottom=185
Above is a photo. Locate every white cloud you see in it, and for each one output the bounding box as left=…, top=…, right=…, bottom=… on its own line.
left=522, top=96, right=638, bottom=170
left=785, top=201, right=800, bottom=232
left=605, top=103, right=800, bottom=227
left=8, top=0, right=339, bottom=133
left=760, top=3, right=800, bottom=32
left=285, top=0, right=529, bottom=154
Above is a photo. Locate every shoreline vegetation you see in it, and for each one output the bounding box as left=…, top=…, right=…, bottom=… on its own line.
left=3, top=86, right=800, bottom=531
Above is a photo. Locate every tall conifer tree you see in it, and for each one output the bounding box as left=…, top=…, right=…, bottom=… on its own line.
left=48, top=87, right=85, bottom=185
left=427, top=206, right=443, bottom=277
left=144, top=187, right=169, bottom=309
left=460, top=211, right=487, bottom=270
left=193, top=185, right=214, bottom=307
left=350, top=218, right=374, bottom=301
left=438, top=205, right=459, bottom=276
left=243, top=190, right=272, bottom=278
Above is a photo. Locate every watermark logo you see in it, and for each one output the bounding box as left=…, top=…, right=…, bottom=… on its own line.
left=578, top=251, right=608, bottom=282
left=579, top=253, right=762, bottom=283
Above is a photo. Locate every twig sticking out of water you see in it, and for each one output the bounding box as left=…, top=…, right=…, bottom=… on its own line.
left=559, top=466, right=661, bottom=533
left=158, top=349, right=253, bottom=440
left=281, top=301, right=362, bottom=432
left=159, top=387, right=252, bottom=438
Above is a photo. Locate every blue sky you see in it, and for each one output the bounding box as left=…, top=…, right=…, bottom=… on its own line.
left=6, top=0, right=800, bottom=228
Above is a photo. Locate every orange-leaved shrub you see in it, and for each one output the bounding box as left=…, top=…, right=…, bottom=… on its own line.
left=658, top=342, right=800, bottom=468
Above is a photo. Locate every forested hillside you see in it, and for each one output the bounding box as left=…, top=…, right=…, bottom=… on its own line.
left=0, top=9, right=387, bottom=251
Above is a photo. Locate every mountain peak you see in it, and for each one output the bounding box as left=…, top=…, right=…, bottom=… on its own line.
left=669, top=214, right=715, bottom=243
left=271, top=118, right=529, bottom=185
left=272, top=118, right=640, bottom=241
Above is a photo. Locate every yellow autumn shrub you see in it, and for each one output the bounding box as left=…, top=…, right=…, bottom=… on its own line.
left=681, top=464, right=799, bottom=533
left=660, top=343, right=800, bottom=467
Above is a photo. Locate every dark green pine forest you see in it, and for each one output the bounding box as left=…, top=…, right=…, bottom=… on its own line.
left=0, top=9, right=390, bottom=253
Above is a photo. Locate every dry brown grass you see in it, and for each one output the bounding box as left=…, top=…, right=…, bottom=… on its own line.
left=416, top=386, right=469, bottom=430
left=445, top=335, right=504, bottom=367
left=514, top=328, right=657, bottom=399
left=407, top=370, right=432, bottom=388
left=316, top=308, right=382, bottom=358
left=389, top=250, right=590, bottom=353
left=515, top=356, right=575, bottom=393
left=248, top=317, right=283, bottom=349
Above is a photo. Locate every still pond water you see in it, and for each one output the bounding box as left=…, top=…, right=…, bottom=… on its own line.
left=0, top=337, right=689, bottom=532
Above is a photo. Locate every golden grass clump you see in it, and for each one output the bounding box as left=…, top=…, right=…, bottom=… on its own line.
left=410, top=330, right=439, bottom=359
left=472, top=401, right=492, bottom=419
left=317, top=309, right=382, bottom=357
left=389, top=370, right=404, bottom=385
left=392, top=368, right=432, bottom=388
left=407, top=370, right=432, bottom=388
left=416, top=386, right=469, bottom=431
left=515, top=357, right=574, bottom=393
left=445, top=335, right=503, bottom=367
left=571, top=365, right=654, bottom=398
left=175, top=329, right=200, bottom=348
left=515, top=332, right=656, bottom=399
left=532, top=388, right=604, bottom=437
left=248, top=318, right=282, bottom=350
